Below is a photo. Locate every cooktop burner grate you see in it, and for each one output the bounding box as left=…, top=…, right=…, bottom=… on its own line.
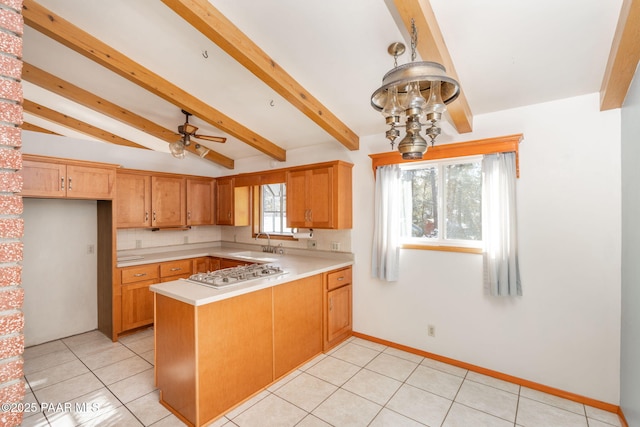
left=186, top=264, right=287, bottom=288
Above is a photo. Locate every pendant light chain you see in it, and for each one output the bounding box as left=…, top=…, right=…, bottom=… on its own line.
left=410, top=19, right=418, bottom=62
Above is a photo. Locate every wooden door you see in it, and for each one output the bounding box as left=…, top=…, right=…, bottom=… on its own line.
left=66, top=164, right=115, bottom=199
left=187, top=178, right=214, bottom=226
left=327, top=284, right=352, bottom=343
left=19, top=160, right=66, bottom=198
left=116, top=172, right=151, bottom=228
left=152, top=176, right=186, bottom=227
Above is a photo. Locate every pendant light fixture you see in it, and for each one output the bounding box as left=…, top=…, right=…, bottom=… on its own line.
left=371, top=19, right=460, bottom=159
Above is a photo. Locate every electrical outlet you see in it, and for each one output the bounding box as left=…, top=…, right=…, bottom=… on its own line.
left=87, top=244, right=95, bottom=254
left=307, top=239, right=317, bottom=249
left=331, top=242, right=340, bottom=251
left=428, top=324, right=436, bottom=337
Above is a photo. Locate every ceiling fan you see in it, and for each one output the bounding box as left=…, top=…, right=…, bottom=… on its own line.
left=170, top=110, right=226, bottom=159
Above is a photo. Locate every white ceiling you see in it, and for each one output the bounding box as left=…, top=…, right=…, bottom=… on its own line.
left=22, top=0, right=623, bottom=165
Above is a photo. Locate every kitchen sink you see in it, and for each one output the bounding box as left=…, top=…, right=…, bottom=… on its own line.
left=228, top=251, right=278, bottom=262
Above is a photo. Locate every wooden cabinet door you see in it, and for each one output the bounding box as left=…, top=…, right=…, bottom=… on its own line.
left=327, top=284, right=352, bottom=343
left=20, top=160, right=66, bottom=198
left=121, top=279, right=156, bottom=331
left=286, top=169, right=309, bottom=227
left=192, top=257, right=210, bottom=274
left=116, top=172, right=151, bottom=228
left=152, top=176, right=186, bottom=227
left=215, top=177, right=233, bottom=225
left=307, top=167, right=333, bottom=228
left=187, top=178, right=214, bottom=226
left=273, top=275, right=322, bottom=378
left=66, top=164, right=115, bottom=199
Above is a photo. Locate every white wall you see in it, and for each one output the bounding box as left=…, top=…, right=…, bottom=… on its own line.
left=351, top=92, right=621, bottom=404
left=22, top=199, right=98, bottom=346
left=620, top=64, right=640, bottom=424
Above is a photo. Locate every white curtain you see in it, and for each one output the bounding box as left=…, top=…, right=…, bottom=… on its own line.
left=482, top=152, right=522, bottom=296
left=372, top=164, right=402, bottom=281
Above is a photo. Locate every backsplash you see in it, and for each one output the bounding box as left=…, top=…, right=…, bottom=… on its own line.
left=117, top=225, right=351, bottom=253
left=116, top=226, right=222, bottom=250
left=221, top=226, right=352, bottom=253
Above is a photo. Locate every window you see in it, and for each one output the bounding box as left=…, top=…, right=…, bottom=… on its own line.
left=259, top=183, right=292, bottom=235
left=400, top=156, right=482, bottom=248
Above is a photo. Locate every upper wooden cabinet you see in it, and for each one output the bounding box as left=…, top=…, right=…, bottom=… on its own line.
left=116, top=172, right=151, bottom=228
left=20, top=154, right=116, bottom=200
left=215, top=177, right=249, bottom=226
left=187, top=178, right=215, bottom=226
left=286, top=161, right=352, bottom=229
left=116, top=170, right=213, bottom=229
left=151, top=175, right=186, bottom=228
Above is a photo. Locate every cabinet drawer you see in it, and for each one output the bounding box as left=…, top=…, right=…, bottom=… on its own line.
left=121, top=264, right=159, bottom=284
left=160, top=259, right=193, bottom=278
left=326, top=267, right=352, bottom=291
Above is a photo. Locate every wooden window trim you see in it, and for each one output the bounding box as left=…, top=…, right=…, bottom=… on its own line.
left=401, top=244, right=482, bottom=254
left=369, top=134, right=523, bottom=178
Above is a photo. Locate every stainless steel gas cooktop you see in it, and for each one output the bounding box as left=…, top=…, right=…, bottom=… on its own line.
left=186, top=264, right=288, bottom=289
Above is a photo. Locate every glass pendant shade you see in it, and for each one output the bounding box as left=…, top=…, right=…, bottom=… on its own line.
left=382, top=85, right=403, bottom=120
left=425, top=80, right=446, bottom=115
left=169, top=141, right=186, bottom=159
left=405, top=81, right=426, bottom=111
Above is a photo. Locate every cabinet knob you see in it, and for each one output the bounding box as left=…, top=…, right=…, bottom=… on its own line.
left=153, top=211, right=157, bottom=222
left=145, top=211, right=149, bottom=222
left=187, top=211, right=191, bottom=220
left=61, top=177, right=65, bottom=190
left=68, top=177, right=72, bottom=190
left=170, top=267, right=181, bottom=271
left=337, top=277, right=344, bottom=281
left=133, top=273, right=147, bottom=277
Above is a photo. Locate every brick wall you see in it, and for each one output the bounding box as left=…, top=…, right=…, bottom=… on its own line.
left=0, top=0, right=23, bottom=426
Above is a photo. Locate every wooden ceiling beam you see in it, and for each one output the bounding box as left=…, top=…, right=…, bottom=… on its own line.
left=600, top=0, right=640, bottom=110
left=161, top=0, right=360, bottom=151
left=23, top=99, right=149, bottom=149
left=22, top=0, right=285, bottom=162
left=22, top=63, right=234, bottom=169
left=392, top=0, right=473, bottom=134
left=21, top=121, right=59, bottom=135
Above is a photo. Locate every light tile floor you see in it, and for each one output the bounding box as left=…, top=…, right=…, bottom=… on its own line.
left=20, top=329, right=623, bottom=427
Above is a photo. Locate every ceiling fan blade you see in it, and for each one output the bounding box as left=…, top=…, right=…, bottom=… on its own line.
left=179, top=123, right=198, bottom=135
left=193, top=134, right=226, bottom=143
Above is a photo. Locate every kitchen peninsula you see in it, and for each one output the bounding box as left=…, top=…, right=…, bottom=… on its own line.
left=145, top=247, right=353, bottom=427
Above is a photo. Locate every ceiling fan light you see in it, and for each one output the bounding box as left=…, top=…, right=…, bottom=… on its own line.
left=169, top=141, right=186, bottom=159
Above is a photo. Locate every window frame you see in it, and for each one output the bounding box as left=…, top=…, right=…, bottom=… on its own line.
left=400, top=155, right=483, bottom=250
left=369, top=134, right=523, bottom=254
left=251, top=183, right=296, bottom=241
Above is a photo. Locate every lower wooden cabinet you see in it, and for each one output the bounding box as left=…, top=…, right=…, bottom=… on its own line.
left=120, top=264, right=159, bottom=332
left=323, top=266, right=353, bottom=351
left=192, top=257, right=211, bottom=274
left=160, top=259, right=192, bottom=282
left=116, top=258, right=193, bottom=338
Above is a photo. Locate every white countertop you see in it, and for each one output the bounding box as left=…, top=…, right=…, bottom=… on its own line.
left=118, top=243, right=353, bottom=306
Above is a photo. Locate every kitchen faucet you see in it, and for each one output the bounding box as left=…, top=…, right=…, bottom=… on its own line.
left=255, top=232, right=276, bottom=253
